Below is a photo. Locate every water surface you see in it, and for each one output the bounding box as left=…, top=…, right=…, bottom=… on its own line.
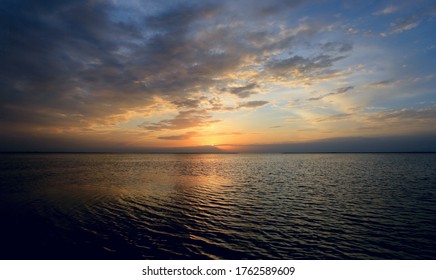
left=0, top=153, right=435, bottom=259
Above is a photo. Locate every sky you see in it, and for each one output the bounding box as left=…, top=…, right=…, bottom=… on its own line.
left=1, top=0, right=435, bottom=152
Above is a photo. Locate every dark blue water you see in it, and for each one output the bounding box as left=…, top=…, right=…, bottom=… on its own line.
left=0, top=153, right=435, bottom=259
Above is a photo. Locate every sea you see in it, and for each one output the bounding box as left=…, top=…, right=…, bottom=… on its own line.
left=0, top=153, right=435, bottom=259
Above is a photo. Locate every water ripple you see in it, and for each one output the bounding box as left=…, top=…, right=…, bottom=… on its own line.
left=1, top=153, right=436, bottom=259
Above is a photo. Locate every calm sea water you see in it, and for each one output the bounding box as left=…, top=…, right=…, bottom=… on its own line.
left=0, top=153, right=435, bottom=259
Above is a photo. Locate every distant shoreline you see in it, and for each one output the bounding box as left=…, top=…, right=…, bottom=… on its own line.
left=1, top=151, right=435, bottom=154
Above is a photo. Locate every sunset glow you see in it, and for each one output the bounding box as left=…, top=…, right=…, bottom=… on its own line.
left=1, top=0, right=435, bottom=152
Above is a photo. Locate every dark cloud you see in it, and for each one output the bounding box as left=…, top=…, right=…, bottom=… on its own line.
left=222, top=83, right=260, bottom=98
left=0, top=1, right=234, bottom=124
left=307, top=95, right=325, bottom=101
left=307, top=86, right=354, bottom=101
left=208, top=97, right=223, bottom=108
left=139, top=109, right=220, bottom=131
left=0, top=0, right=348, bottom=121
left=369, top=80, right=396, bottom=88
left=0, top=0, right=149, bottom=125
left=266, top=54, right=346, bottom=81
left=207, top=97, right=235, bottom=111
left=336, top=86, right=354, bottom=94
left=171, top=97, right=206, bottom=109
left=321, top=42, right=353, bottom=53
left=238, top=100, right=269, bottom=109
left=0, top=0, right=355, bottom=149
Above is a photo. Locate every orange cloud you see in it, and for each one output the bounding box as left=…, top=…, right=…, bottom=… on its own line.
left=139, top=109, right=220, bottom=131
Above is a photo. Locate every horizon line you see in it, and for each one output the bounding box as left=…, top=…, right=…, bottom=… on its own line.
left=2, top=151, right=436, bottom=154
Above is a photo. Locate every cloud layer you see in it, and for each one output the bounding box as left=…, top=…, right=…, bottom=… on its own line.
left=0, top=0, right=435, bottom=151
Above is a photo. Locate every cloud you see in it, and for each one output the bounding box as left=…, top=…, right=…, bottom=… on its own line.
left=158, top=131, right=200, bottom=140
left=315, top=113, right=352, bottom=122
left=265, top=54, right=348, bottom=83
left=382, top=5, right=436, bottom=36
left=368, top=80, right=397, bottom=88
left=139, top=109, right=220, bottom=131
left=171, top=97, right=206, bottom=109
left=373, top=5, right=398, bottom=16
left=321, top=42, right=353, bottom=53
left=0, top=0, right=153, bottom=126
left=238, top=100, right=269, bottom=109
left=0, top=1, right=235, bottom=127
left=222, top=0, right=310, bottom=19
left=391, top=17, right=420, bottom=33
left=354, top=107, right=436, bottom=133
left=336, top=86, right=355, bottom=94
left=0, top=0, right=353, bottom=131
left=369, top=107, right=436, bottom=122
left=222, top=83, right=260, bottom=98
left=307, top=86, right=354, bottom=101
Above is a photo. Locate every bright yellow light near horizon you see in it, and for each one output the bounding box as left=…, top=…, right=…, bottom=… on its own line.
left=199, top=124, right=221, bottom=146
left=201, top=135, right=220, bottom=147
